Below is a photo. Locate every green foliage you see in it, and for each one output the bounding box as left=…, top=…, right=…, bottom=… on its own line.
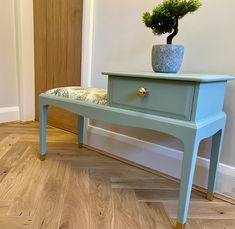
left=143, top=0, right=202, bottom=44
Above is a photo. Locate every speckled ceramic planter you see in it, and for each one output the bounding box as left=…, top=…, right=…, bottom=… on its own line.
left=152, top=44, right=184, bottom=73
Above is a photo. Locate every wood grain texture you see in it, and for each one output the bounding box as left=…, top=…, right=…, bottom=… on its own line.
left=112, top=189, right=141, bottom=229
left=0, top=122, right=235, bottom=228
left=8, top=159, right=55, bottom=217
left=0, top=201, right=12, bottom=216
left=139, top=202, right=174, bottom=229
left=0, top=135, right=19, bottom=160
left=0, top=147, right=34, bottom=200
left=34, top=0, right=83, bottom=133
left=90, top=175, right=114, bottom=229
left=0, top=216, right=32, bottom=229
left=60, top=168, right=90, bottom=229
left=30, top=161, right=70, bottom=229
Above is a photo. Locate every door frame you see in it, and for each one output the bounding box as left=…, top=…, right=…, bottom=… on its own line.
left=16, top=0, right=94, bottom=123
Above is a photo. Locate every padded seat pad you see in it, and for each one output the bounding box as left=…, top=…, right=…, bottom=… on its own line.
left=46, top=87, right=107, bottom=105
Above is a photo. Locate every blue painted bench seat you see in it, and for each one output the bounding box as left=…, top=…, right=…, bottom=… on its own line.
left=40, top=71, right=234, bottom=229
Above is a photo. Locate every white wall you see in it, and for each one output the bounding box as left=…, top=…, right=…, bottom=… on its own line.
left=177, top=1, right=235, bottom=168
left=15, top=0, right=35, bottom=121
left=90, top=0, right=235, bottom=167
left=91, top=0, right=155, bottom=88
left=0, top=0, right=19, bottom=122
left=0, top=0, right=35, bottom=123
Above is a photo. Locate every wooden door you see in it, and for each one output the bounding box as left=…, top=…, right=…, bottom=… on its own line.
left=34, top=0, right=83, bottom=133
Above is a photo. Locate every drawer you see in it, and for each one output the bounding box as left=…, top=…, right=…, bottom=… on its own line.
left=108, top=76, right=195, bottom=121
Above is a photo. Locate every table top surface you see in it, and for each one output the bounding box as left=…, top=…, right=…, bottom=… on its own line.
left=102, top=71, right=235, bottom=82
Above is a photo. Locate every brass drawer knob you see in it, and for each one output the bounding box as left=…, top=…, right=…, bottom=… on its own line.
left=138, top=87, right=149, bottom=97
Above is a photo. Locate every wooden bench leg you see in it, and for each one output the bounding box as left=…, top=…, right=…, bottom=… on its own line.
left=39, top=105, right=48, bottom=161
left=78, top=115, right=84, bottom=148
left=176, top=138, right=200, bottom=228
left=206, top=129, right=224, bottom=201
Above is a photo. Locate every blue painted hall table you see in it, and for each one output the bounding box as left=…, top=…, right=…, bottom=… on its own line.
left=39, top=71, right=234, bottom=229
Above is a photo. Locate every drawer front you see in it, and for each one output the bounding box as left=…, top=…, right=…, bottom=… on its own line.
left=108, top=76, right=195, bottom=121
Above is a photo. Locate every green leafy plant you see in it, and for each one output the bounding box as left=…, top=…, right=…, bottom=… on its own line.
left=143, top=0, right=202, bottom=44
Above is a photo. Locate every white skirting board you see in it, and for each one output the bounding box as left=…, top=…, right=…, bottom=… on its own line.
left=0, top=106, right=20, bottom=123
left=86, top=125, right=235, bottom=199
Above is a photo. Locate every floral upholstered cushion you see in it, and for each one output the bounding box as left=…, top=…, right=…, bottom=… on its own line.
left=45, top=87, right=107, bottom=105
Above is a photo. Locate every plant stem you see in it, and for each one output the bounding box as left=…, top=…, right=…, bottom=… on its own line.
left=167, top=17, right=179, bottom=44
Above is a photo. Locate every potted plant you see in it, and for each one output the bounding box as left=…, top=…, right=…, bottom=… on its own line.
left=143, top=0, right=202, bottom=73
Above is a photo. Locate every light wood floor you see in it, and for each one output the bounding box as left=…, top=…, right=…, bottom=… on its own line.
left=0, top=122, right=235, bottom=229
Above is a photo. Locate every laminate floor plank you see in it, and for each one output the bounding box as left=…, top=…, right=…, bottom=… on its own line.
left=0, top=147, right=36, bottom=200
left=59, top=168, right=90, bottom=229
left=139, top=202, right=174, bottom=229
left=0, top=135, right=19, bottom=160
left=110, top=177, right=179, bottom=189
left=89, top=167, right=157, bottom=179
left=0, top=201, right=12, bottom=216
left=89, top=175, right=114, bottom=229
left=135, top=189, right=220, bottom=202
left=161, top=201, right=235, bottom=219
left=8, top=158, right=55, bottom=217
left=0, top=142, right=29, bottom=184
left=0, top=216, right=32, bottom=229
left=112, top=189, right=141, bottom=229
left=29, top=161, right=70, bottom=229
left=0, top=122, right=235, bottom=229
left=196, top=219, right=235, bottom=229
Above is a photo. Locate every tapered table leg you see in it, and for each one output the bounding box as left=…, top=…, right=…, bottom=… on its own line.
left=78, top=115, right=84, bottom=148
left=177, top=137, right=200, bottom=228
left=40, top=104, right=48, bottom=160
left=206, top=129, right=224, bottom=201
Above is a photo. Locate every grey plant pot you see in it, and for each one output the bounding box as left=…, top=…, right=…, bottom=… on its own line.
left=152, top=44, right=184, bottom=73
